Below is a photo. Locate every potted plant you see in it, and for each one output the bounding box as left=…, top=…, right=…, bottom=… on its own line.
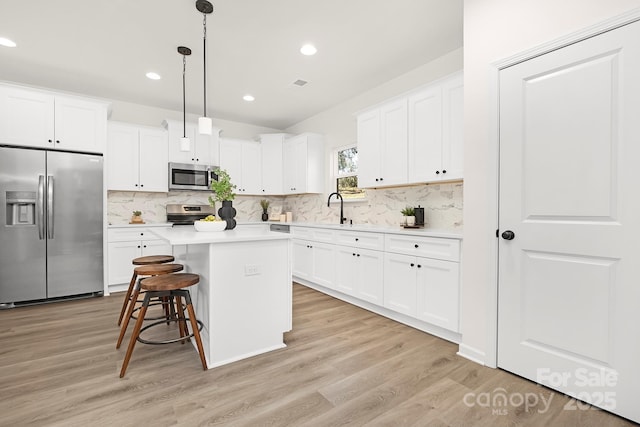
left=209, top=168, right=237, bottom=229
left=401, top=206, right=415, bottom=226
left=130, top=210, right=144, bottom=224
left=260, top=199, right=270, bottom=222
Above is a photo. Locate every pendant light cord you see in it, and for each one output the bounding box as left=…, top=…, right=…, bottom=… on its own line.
left=203, top=14, right=207, bottom=118
left=182, top=54, right=187, bottom=138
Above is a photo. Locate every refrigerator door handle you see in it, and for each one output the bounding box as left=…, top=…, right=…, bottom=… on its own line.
left=37, top=175, right=45, bottom=240
left=47, top=175, right=54, bottom=239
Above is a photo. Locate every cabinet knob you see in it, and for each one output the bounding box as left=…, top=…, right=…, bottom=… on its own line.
left=442, top=170, right=447, bottom=174
left=435, top=170, right=440, bottom=175
left=137, top=245, right=141, bottom=248
left=134, top=184, right=138, bottom=187
left=417, top=264, right=422, bottom=268
left=375, top=178, right=379, bottom=182
left=56, top=140, right=60, bottom=144
left=355, top=238, right=359, bottom=241
left=196, top=158, right=199, bottom=162
left=380, top=178, right=384, bottom=181
left=357, top=254, right=360, bottom=257
left=143, top=245, right=147, bottom=248
left=48, top=139, right=53, bottom=143
left=140, top=233, right=144, bottom=236
left=414, top=244, right=419, bottom=248
left=140, top=184, right=144, bottom=187
left=410, top=263, right=415, bottom=267
left=353, top=253, right=356, bottom=256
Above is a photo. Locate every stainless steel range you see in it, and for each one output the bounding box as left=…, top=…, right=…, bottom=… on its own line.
left=166, top=204, right=217, bottom=225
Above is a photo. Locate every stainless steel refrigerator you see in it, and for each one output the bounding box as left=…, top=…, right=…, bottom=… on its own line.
left=0, top=146, right=103, bottom=306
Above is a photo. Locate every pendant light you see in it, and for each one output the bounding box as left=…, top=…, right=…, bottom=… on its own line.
left=177, top=46, right=192, bottom=152
left=196, top=0, right=214, bottom=135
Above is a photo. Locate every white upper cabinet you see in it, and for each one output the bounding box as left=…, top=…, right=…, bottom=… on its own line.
left=107, top=122, right=168, bottom=192
left=0, top=85, right=108, bottom=153
left=259, top=133, right=289, bottom=195
left=163, top=119, right=220, bottom=166
left=282, top=133, right=324, bottom=194
left=219, top=138, right=261, bottom=195
left=358, top=99, right=408, bottom=188
left=357, top=71, right=463, bottom=187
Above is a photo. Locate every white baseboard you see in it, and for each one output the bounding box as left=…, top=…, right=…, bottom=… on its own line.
left=457, top=343, right=486, bottom=366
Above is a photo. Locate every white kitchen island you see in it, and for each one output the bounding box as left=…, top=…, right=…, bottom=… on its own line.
left=151, top=226, right=292, bottom=369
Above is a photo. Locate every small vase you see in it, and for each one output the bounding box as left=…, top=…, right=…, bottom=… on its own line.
left=217, top=200, right=237, bottom=230
left=261, top=210, right=269, bottom=221
left=406, top=216, right=416, bottom=226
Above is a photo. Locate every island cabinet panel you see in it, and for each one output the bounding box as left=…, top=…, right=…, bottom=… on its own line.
left=415, top=257, right=459, bottom=332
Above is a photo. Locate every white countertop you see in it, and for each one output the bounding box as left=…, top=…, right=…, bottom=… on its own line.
left=282, top=222, right=463, bottom=239
left=108, top=222, right=173, bottom=228
left=150, top=226, right=291, bottom=245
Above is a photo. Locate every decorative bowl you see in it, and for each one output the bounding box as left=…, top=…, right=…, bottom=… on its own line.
left=194, top=220, right=227, bottom=232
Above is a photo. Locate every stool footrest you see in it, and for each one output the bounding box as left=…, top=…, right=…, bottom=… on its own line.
left=136, top=318, right=204, bottom=345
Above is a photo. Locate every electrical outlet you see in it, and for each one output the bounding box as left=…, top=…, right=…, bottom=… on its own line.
left=244, top=264, right=260, bottom=276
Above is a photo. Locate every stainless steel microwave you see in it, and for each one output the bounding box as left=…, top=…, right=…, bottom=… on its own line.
left=168, top=162, right=218, bottom=191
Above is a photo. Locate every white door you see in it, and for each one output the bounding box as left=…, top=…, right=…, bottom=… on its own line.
left=407, top=85, right=442, bottom=184
left=498, top=21, right=640, bottom=423
left=379, top=99, right=408, bottom=186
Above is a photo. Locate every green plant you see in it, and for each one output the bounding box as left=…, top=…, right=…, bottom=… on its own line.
left=209, top=168, right=237, bottom=204
left=132, top=210, right=142, bottom=216
left=401, top=206, right=415, bottom=216
left=259, top=199, right=270, bottom=210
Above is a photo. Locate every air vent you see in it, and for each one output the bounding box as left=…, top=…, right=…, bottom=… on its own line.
left=292, top=79, right=308, bottom=87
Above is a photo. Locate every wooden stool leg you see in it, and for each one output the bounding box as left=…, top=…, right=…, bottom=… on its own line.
left=175, top=295, right=187, bottom=344
left=117, top=271, right=138, bottom=326
left=120, top=293, right=151, bottom=378
left=116, top=284, right=140, bottom=349
left=186, top=301, right=208, bottom=371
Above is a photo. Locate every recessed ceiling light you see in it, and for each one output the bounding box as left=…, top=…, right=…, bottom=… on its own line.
left=300, top=44, right=317, bottom=56
left=243, top=94, right=255, bottom=102
left=0, top=37, right=17, bottom=48
left=146, top=72, right=161, bottom=80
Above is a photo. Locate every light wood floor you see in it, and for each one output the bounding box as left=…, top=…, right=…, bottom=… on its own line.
left=0, top=283, right=636, bottom=427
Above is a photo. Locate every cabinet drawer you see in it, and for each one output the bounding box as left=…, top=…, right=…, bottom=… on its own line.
left=334, top=230, right=384, bottom=251
left=291, top=226, right=334, bottom=243
left=108, top=227, right=166, bottom=242
left=384, top=234, right=460, bottom=262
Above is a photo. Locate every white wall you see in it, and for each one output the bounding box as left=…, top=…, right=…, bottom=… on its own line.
left=108, top=99, right=282, bottom=140
left=461, top=0, right=639, bottom=364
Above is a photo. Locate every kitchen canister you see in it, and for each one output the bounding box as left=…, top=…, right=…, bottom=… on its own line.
left=285, top=212, right=292, bottom=222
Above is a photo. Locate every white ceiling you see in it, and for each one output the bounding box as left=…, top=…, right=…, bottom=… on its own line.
left=0, top=0, right=463, bottom=130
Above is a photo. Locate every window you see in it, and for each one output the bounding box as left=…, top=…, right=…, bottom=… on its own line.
left=334, top=145, right=366, bottom=200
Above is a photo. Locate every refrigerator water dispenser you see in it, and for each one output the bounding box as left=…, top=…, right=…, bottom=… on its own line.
left=6, top=191, right=36, bottom=226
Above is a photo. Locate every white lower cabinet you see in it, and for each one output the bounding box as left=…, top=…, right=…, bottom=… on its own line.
left=107, top=227, right=172, bottom=292
left=335, top=245, right=384, bottom=304
left=415, top=257, right=459, bottom=332
left=292, top=239, right=334, bottom=289
left=291, top=225, right=461, bottom=338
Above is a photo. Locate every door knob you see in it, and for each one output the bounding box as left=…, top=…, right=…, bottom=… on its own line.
left=501, top=230, right=515, bottom=240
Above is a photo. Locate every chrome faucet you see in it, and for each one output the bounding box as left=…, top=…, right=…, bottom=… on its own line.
left=327, top=192, right=345, bottom=224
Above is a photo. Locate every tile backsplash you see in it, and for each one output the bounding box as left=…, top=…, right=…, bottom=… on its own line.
left=108, top=181, right=462, bottom=229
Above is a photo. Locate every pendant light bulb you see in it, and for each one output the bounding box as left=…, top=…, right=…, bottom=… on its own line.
left=177, top=46, right=192, bottom=152
left=197, top=0, right=214, bottom=135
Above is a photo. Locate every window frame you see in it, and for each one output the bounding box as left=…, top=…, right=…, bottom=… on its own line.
left=331, top=143, right=366, bottom=202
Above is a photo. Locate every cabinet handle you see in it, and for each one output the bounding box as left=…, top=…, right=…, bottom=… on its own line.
left=442, top=170, right=447, bottom=174
left=140, top=233, right=144, bottom=236
left=143, top=245, right=147, bottom=248
left=137, top=245, right=141, bottom=248
left=410, top=263, right=415, bottom=267
left=192, top=158, right=195, bottom=161
left=417, top=264, right=422, bottom=268
left=352, top=253, right=356, bottom=256
left=48, top=139, right=53, bottom=143
left=357, top=254, right=360, bottom=257
left=140, top=184, right=144, bottom=187
left=56, top=140, right=60, bottom=144
left=196, top=158, right=199, bottom=162
left=380, top=178, right=384, bottom=181
left=436, top=170, right=440, bottom=175
left=355, top=238, right=359, bottom=241
left=375, top=178, right=379, bottom=182
left=414, top=244, right=419, bottom=248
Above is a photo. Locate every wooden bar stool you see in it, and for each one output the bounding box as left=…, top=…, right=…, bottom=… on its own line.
left=119, top=273, right=207, bottom=378
left=116, top=263, right=184, bottom=349
left=117, top=254, right=175, bottom=326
